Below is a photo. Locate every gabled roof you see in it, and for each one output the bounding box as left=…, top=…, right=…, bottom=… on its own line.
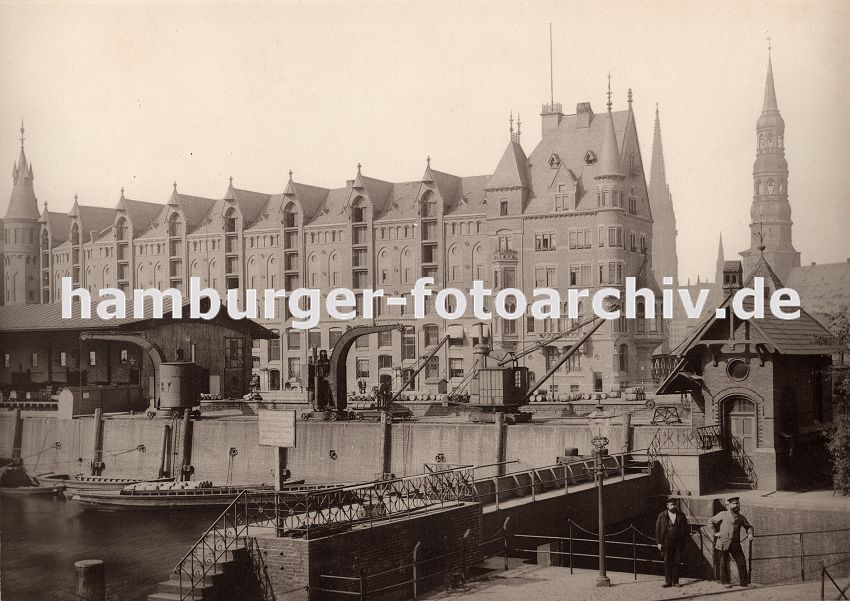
left=787, top=261, right=850, bottom=322
left=444, top=175, right=489, bottom=216
left=0, top=298, right=276, bottom=339
left=72, top=203, right=119, bottom=241
left=117, top=196, right=166, bottom=235
left=352, top=173, right=394, bottom=215
left=525, top=108, right=633, bottom=215
left=486, top=140, right=529, bottom=190
left=226, top=184, right=273, bottom=225
left=283, top=178, right=329, bottom=221
left=38, top=209, right=72, bottom=244
left=669, top=256, right=835, bottom=359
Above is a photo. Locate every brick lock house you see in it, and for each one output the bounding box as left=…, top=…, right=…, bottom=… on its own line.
left=657, top=257, right=835, bottom=491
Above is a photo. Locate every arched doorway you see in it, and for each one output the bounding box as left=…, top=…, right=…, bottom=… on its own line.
left=724, top=396, right=757, bottom=453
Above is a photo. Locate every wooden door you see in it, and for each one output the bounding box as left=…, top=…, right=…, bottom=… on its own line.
left=725, top=397, right=756, bottom=453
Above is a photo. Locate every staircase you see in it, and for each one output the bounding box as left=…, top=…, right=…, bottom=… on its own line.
left=148, top=538, right=260, bottom=601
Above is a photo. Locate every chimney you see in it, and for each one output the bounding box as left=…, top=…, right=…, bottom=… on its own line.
left=722, top=260, right=743, bottom=295
left=576, top=102, right=594, bottom=128
left=541, top=102, right=563, bottom=136
left=811, top=262, right=817, bottom=266
left=346, top=179, right=354, bottom=187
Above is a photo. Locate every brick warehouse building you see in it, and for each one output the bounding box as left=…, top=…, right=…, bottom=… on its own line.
left=0, top=86, right=672, bottom=397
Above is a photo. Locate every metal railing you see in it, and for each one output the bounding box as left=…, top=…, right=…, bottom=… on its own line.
left=313, top=518, right=511, bottom=600
left=511, top=520, right=664, bottom=580
left=174, top=490, right=251, bottom=601
left=172, top=468, right=476, bottom=599
left=750, top=527, right=850, bottom=583
left=726, top=433, right=758, bottom=488
left=246, top=535, right=277, bottom=601
left=465, top=452, right=651, bottom=510
left=695, top=424, right=722, bottom=450
left=821, top=558, right=850, bottom=600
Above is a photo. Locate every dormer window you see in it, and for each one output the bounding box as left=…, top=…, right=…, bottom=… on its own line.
left=584, top=150, right=596, bottom=165
left=548, top=152, right=561, bottom=169
left=553, top=184, right=569, bottom=212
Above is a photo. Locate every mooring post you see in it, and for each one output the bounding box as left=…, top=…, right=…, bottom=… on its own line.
left=90, top=409, right=104, bottom=476
left=494, top=412, right=506, bottom=476
left=74, top=559, right=105, bottom=601
left=622, top=411, right=632, bottom=453
left=158, top=423, right=171, bottom=478
left=380, top=410, right=392, bottom=477
left=11, top=408, right=23, bottom=462
left=180, top=411, right=193, bottom=481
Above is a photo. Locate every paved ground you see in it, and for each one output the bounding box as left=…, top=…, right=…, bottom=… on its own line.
left=421, top=560, right=849, bottom=601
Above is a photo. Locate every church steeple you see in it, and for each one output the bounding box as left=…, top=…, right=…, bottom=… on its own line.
left=648, top=104, right=678, bottom=285
left=740, top=47, right=799, bottom=281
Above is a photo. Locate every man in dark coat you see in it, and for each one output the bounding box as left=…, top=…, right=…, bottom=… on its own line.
left=655, top=497, right=690, bottom=587
left=711, top=496, right=754, bottom=588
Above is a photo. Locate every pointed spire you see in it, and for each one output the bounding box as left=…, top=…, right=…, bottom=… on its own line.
left=717, top=233, right=725, bottom=262
left=649, top=104, right=669, bottom=201
left=5, top=122, right=39, bottom=220
left=597, top=75, right=623, bottom=178
left=763, top=43, right=778, bottom=112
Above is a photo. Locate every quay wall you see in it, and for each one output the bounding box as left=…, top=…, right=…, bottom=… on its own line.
left=256, top=502, right=483, bottom=601
left=2, top=414, right=640, bottom=484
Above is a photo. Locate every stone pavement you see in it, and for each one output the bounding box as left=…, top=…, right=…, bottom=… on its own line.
left=421, top=560, right=848, bottom=601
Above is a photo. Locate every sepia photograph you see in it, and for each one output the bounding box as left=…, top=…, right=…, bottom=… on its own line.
left=1, top=1, right=849, bottom=600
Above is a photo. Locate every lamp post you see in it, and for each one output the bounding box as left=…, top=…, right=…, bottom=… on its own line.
left=587, top=404, right=612, bottom=587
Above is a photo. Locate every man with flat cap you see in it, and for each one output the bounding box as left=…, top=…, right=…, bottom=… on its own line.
left=655, top=497, right=690, bottom=587
left=710, top=496, right=754, bottom=588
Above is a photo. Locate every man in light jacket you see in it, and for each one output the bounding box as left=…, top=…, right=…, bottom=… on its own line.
left=710, top=496, right=754, bottom=588
left=655, top=497, right=690, bottom=588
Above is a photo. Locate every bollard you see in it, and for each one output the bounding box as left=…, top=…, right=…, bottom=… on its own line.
left=158, top=423, right=171, bottom=478
left=179, top=411, right=193, bottom=481
left=74, top=559, right=105, bottom=601
left=494, top=412, right=506, bottom=476
left=90, top=409, right=104, bottom=476
left=11, top=408, right=23, bottom=461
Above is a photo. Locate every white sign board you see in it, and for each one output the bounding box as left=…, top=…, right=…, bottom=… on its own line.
left=258, top=409, right=297, bottom=447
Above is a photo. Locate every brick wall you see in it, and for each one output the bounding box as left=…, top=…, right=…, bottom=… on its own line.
left=256, top=502, right=483, bottom=601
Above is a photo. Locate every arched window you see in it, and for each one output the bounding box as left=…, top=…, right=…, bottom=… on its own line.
left=328, top=252, right=340, bottom=287
left=766, top=180, right=775, bottom=195
left=223, top=208, right=238, bottom=233
left=421, top=192, right=437, bottom=218
left=636, top=300, right=646, bottom=333
left=282, top=202, right=299, bottom=228
left=167, top=212, right=183, bottom=237
left=351, top=197, right=367, bottom=223
left=602, top=188, right=609, bottom=207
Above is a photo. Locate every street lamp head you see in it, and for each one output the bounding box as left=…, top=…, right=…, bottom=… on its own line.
left=587, top=404, right=612, bottom=450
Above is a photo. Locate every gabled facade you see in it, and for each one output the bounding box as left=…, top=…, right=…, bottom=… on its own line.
left=658, top=257, right=835, bottom=491
left=3, top=85, right=666, bottom=396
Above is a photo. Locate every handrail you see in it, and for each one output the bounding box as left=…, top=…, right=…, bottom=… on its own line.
left=726, top=433, right=758, bottom=488
left=821, top=558, right=850, bottom=600
left=314, top=518, right=512, bottom=599
left=173, top=489, right=250, bottom=600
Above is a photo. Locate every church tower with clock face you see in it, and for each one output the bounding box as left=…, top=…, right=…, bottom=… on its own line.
left=740, top=49, right=800, bottom=281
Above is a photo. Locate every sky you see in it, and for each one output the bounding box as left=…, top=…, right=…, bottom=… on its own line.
left=1, top=0, right=848, bottom=282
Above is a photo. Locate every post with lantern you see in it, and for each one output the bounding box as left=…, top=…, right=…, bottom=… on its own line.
left=587, top=404, right=612, bottom=587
